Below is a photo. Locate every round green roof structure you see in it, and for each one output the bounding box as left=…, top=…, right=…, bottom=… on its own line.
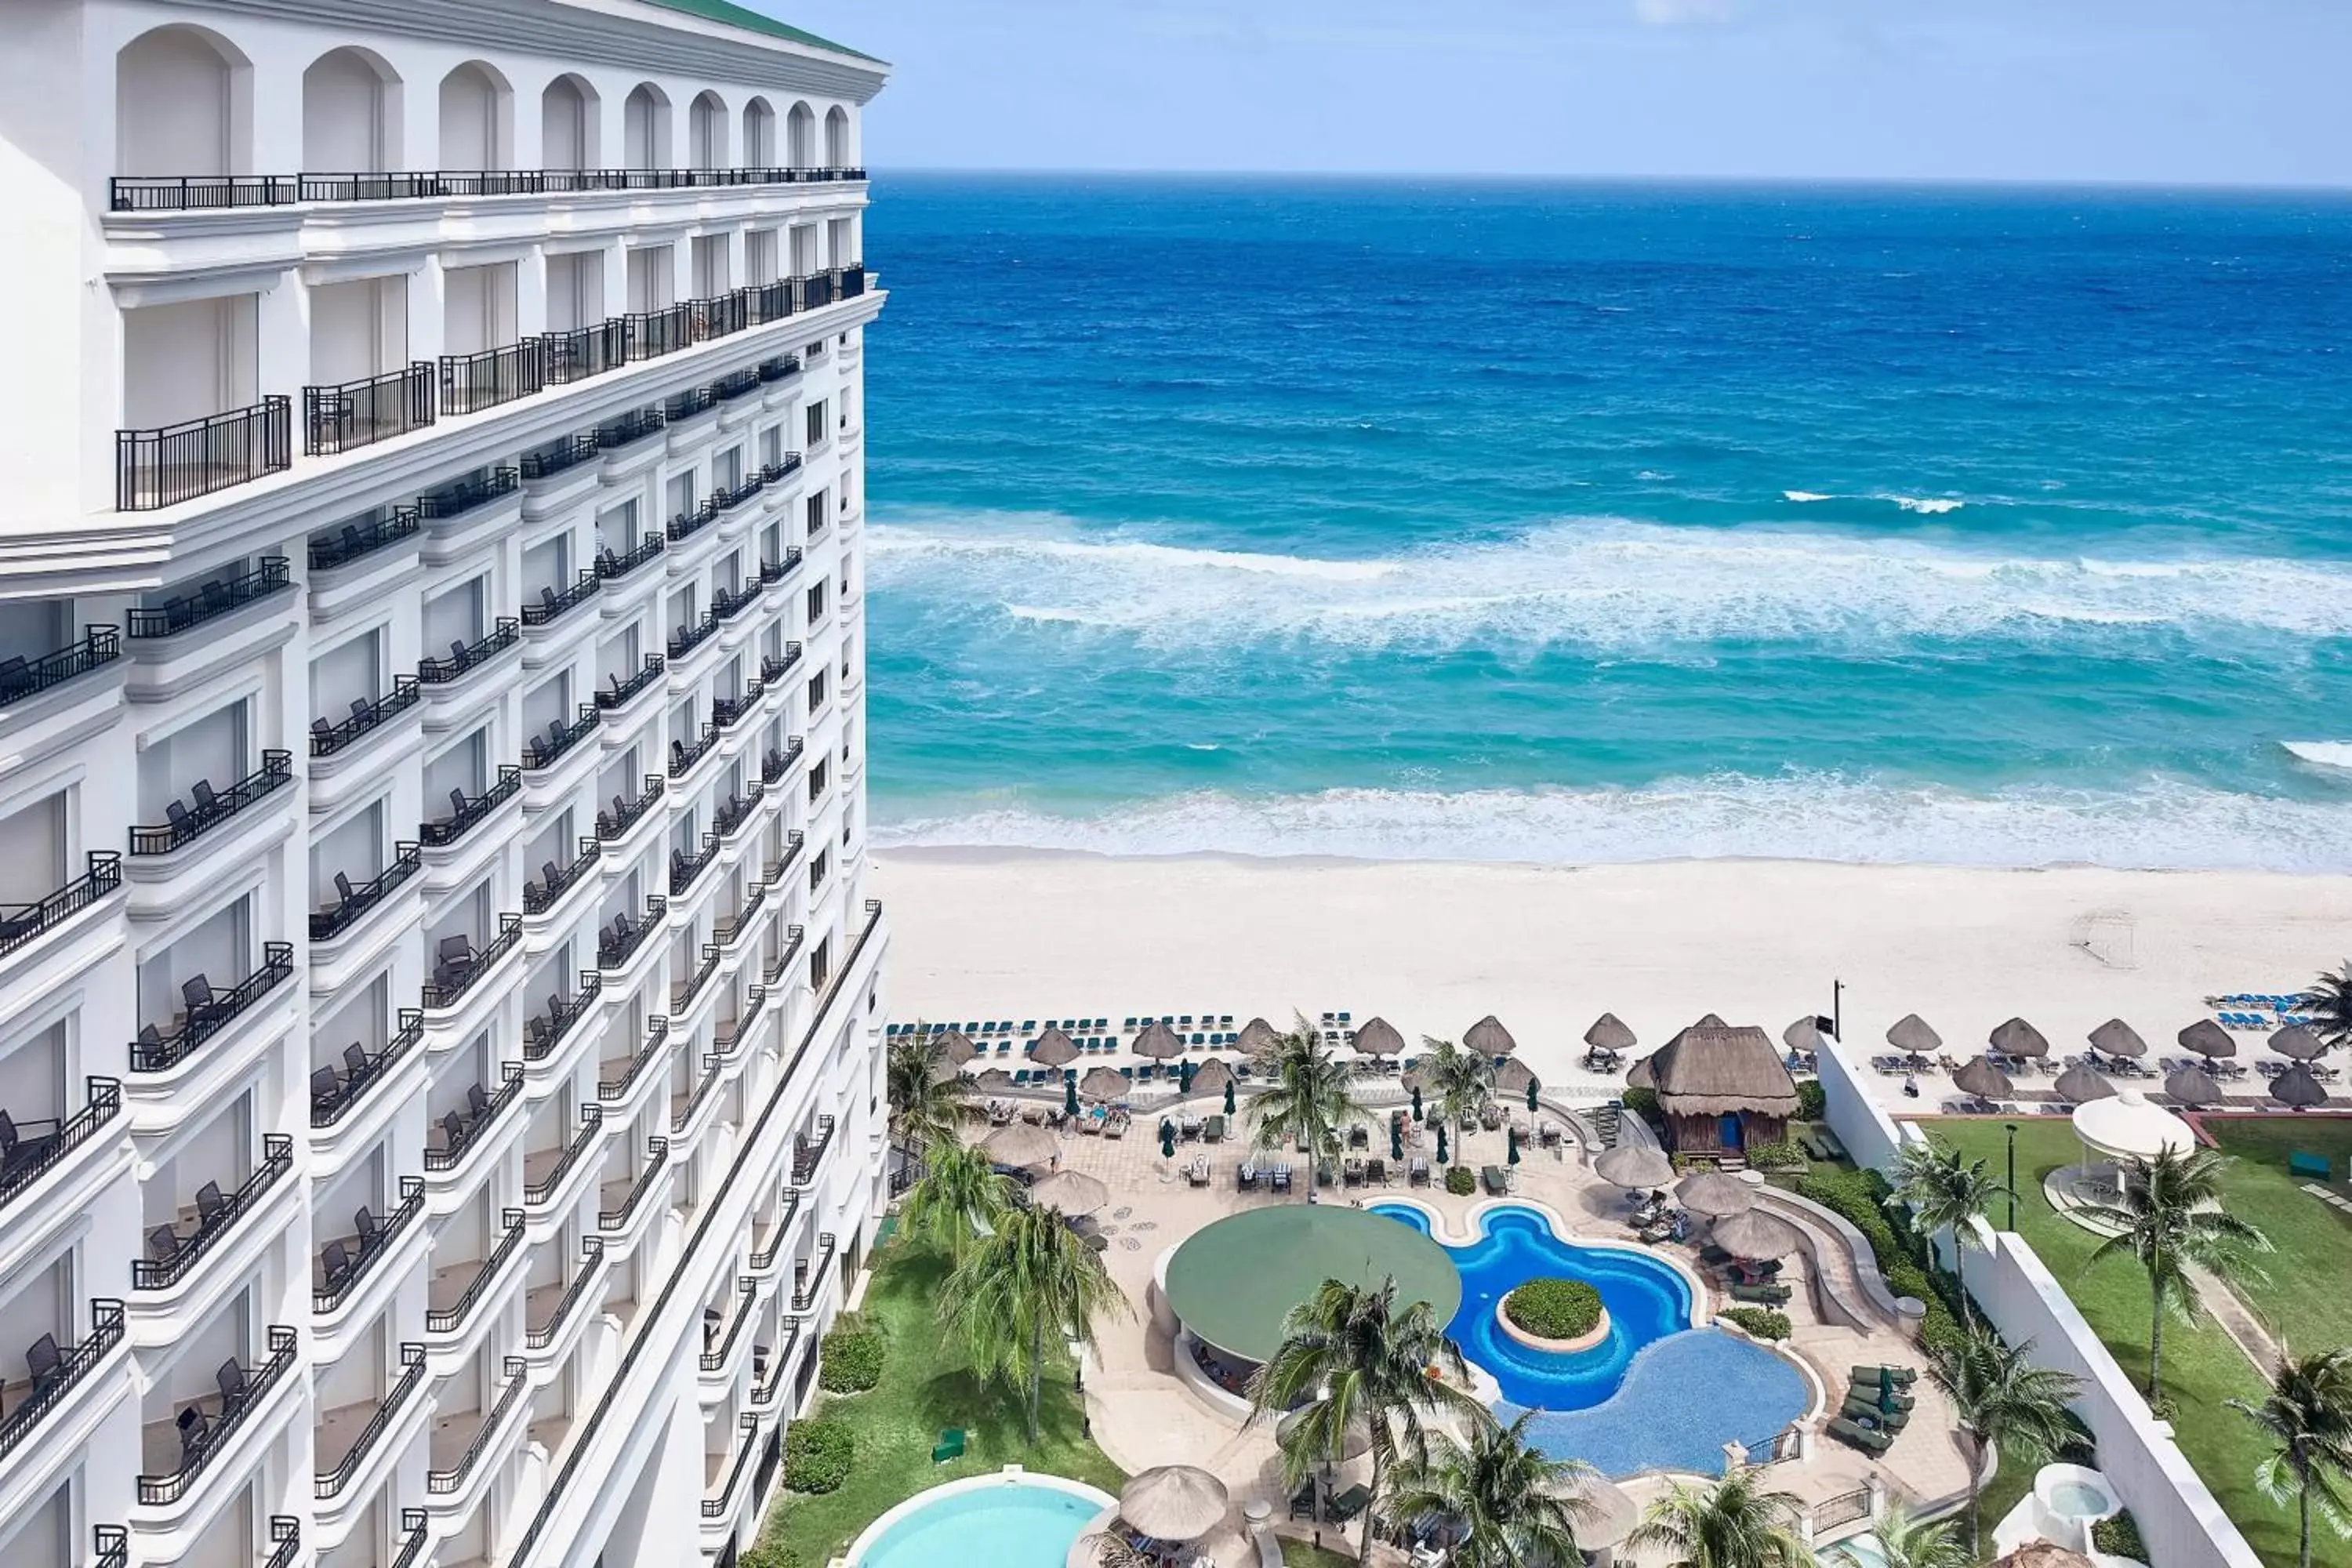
left=1163, top=1204, right=1461, bottom=1363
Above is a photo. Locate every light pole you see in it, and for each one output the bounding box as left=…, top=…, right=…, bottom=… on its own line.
left=1831, top=979, right=1843, bottom=1042
left=2005, top=1122, right=2019, bottom=1231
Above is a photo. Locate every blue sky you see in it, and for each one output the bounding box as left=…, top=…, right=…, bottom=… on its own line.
left=778, top=0, right=2352, bottom=186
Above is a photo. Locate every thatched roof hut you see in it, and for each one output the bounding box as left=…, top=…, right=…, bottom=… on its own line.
left=1352, top=1017, right=1406, bottom=1057
left=1585, top=1013, right=1637, bottom=1053
left=932, top=1028, right=978, bottom=1066
left=1886, top=1014, right=1942, bottom=1054
left=1782, top=1017, right=1825, bottom=1054
left=1079, top=1065, right=1128, bottom=1102
left=1495, top=1058, right=1538, bottom=1096
left=1189, top=1058, right=1235, bottom=1099
left=1988, top=1017, right=2048, bottom=1059
left=1638, top=1021, right=1799, bottom=1158
left=1464, top=1014, right=1517, bottom=1057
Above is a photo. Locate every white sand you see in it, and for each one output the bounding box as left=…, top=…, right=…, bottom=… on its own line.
left=874, top=849, right=2352, bottom=1095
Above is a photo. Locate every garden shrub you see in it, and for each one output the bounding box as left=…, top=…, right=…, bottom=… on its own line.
left=1719, top=1305, right=1792, bottom=1340
left=1443, top=1165, right=1476, bottom=1196
left=818, top=1325, right=886, bottom=1392
left=1743, top=1140, right=1806, bottom=1172
left=1622, top=1087, right=1661, bottom=1127
left=2092, top=1510, right=2147, bottom=1560
left=1504, top=1277, right=1605, bottom=1339
left=1796, top=1080, right=1827, bottom=1120
left=1793, top=1167, right=1967, bottom=1353
left=739, top=1539, right=807, bottom=1568
left=782, top=1418, right=855, bottom=1493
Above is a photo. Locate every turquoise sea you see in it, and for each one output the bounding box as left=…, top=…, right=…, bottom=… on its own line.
left=861, top=175, right=2352, bottom=870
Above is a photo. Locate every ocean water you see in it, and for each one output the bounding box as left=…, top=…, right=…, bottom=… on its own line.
left=861, top=175, right=2352, bottom=870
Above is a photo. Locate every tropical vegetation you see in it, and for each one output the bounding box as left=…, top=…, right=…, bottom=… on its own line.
left=2297, top=963, right=2352, bottom=1052
left=1626, top=1465, right=1813, bottom=1568
left=1929, top=1319, right=2085, bottom=1554
left=1891, top=1140, right=2010, bottom=1325
left=2227, top=1346, right=2352, bottom=1568
left=1385, top=1412, right=1597, bottom=1568
left=942, top=1199, right=1128, bottom=1442
left=1833, top=1501, right=1968, bottom=1568
left=2078, top=1145, right=2271, bottom=1400
left=1247, top=1012, right=1367, bottom=1199
left=1503, top=1277, right=1604, bottom=1340
left=898, top=1138, right=1011, bottom=1261
left=1417, top=1035, right=1495, bottom=1164
left=885, top=1025, right=967, bottom=1156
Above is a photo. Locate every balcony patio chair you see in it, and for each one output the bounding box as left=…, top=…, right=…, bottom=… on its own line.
left=175, top=1405, right=210, bottom=1462
left=0, top=655, right=31, bottom=699
left=216, top=1358, right=249, bottom=1410
left=309, top=1065, right=343, bottom=1113
left=343, top=1042, right=372, bottom=1084
left=194, top=1180, right=227, bottom=1226
left=190, top=779, right=218, bottom=815
left=524, top=1017, right=553, bottom=1054
left=448, top=640, right=470, bottom=665
left=540, top=860, right=562, bottom=899
left=332, top=871, right=358, bottom=909
left=438, top=1110, right=468, bottom=1156
left=180, top=975, right=223, bottom=1028
left=466, top=1083, right=492, bottom=1122
left=25, top=1333, right=61, bottom=1398
left=446, top=786, right=470, bottom=822
left=336, top=524, right=363, bottom=560
left=163, top=800, right=193, bottom=835
left=0, top=1109, right=63, bottom=1178
left=355, top=1206, right=382, bottom=1249
left=437, top=933, right=477, bottom=971
left=349, top=698, right=372, bottom=722
left=540, top=586, right=561, bottom=617
left=321, top=1239, right=354, bottom=1292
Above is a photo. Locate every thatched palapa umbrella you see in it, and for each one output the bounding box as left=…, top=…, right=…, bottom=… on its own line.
left=1120, top=1465, right=1229, bottom=1542
left=1555, top=1475, right=1641, bottom=1553
left=1988, top=1017, right=2048, bottom=1060
left=1586, top=1013, right=1638, bottom=1054
left=1029, top=1026, right=1080, bottom=1069
left=2053, top=1062, right=2116, bottom=1105
left=2270, top=1025, right=2328, bottom=1062
left=1029, top=1169, right=1110, bottom=1216
left=927, top=1051, right=964, bottom=1085
left=1189, top=1058, right=1234, bottom=1099
left=1079, top=1065, right=1128, bottom=1102
left=1496, top=1058, right=1538, bottom=1097
left=1782, top=1017, right=1825, bottom=1055
left=972, top=1067, right=1016, bottom=1094
left=1952, top=1057, right=2014, bottom=1102
left=1351, top=1017, right=1406, bottom=1058
left=2177, top=1018, right=2237, bottom=1059
left=982, top=1122, right=1058, bottom=1169
left=1624, top=1055, right=1657, bottom=1091
left=932, top=1028, right=978, bottom=1067
left=1234, top=1017, right=1280, bottom=1058
left=1886, top=1014, right=1942, bottom=1058
left=2088, top=1018, right=2147, bottom=1060
left=1593, top=1143, right=1672, bottom=1190
left=1676, top=1170, right=1754, bottom=1218
left=1464, top=1014, right=1517, bottom=1057
left=1131, top=1020, right=1187, bottom=1061
left=2272, top=1063, right=2328, bottom=1110
left=1709, top=1207, right=1802, bottom=1261
left=2163, top=1065, right=2223, bottom=1109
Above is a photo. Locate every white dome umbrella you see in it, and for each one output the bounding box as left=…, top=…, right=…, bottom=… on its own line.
left=1120, top=1465, right=1229, bottom=1542
left=2071, top=1087, right=2198, bottom=1199
left=1593, top=1143, right=1672, bottom=1191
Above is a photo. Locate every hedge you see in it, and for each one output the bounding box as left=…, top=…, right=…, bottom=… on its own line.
left=818, top=1327, right=886, bottom=1392
left=782, top=1418, right=855, bottom=1493
left=1719, top=1305, right=1791, bottom=1341
left=1504, top=1278, right=1605, bottom=1339
left=1796, top=1080, right=1827, bottom=1120
left=1444, top=1165, right=1476, bottom=1196
left=1622, top=1087, right=1661, bottom=1127
left=1743, top=1140, right=1806, bottom=1172
left=2092, top=1511, right=2146, bottom=1560
left=1789, top=1166, right=1967, bottom=1355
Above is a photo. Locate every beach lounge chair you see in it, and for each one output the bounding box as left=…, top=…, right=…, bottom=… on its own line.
left=931, top=1428, right=965, bottom=1464
left=1269, top=1164, right=1292, bottom=1193
left=1409, top=1156, right=1430, bottom=1186
left=1730, top=1281, right=1791, bottom=1307
left=1481, top=1164, right=1508, bottom=1196
left=1325, top=1484, right=1372, bottom=1525
left=1203, top=1114, right=1225, bottom=1143
left=1187, top=1156, right=1210, bottom=1187
left=1288, top=1483, right=1318, bottom=1522
left=1236, top=1163, right=1259, bottom=1191
left=1828, top=1417, right=1893, bottom=1455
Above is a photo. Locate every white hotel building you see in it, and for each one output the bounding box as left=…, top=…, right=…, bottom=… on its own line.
left=0, top=5, right=891, bottom=1568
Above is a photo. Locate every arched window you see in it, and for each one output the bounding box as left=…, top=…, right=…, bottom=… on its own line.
left=742, top=98, right=776, bottom=169
left=784, top=101, right=815, bottom=170
left=688, top=91, right=728, bottom=168
left=541, top=74, right=599, bottom=171
left=116, top=26, right=249, bottom=177
left=624, top=84, right=672, bottom=170
left=303, top=47, right=401, bottom=172
left=823, top=106, right=850, bottom=169
left=438, top=61, right=512, bottom=170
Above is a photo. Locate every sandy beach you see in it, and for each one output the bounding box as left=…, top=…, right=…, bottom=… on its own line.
left=874, top=848, right=2352, bottom=1095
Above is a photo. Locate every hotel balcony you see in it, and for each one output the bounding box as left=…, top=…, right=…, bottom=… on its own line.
left=745, top=1188, right=801, bottom=1280
left=521, top=1108, right=604, bottom=1219
left=522, top=707, right=599, bottom=773
left=672, top=942, right=721, bottom=1013
left=135, top=1324, right=297, bottom=1510
left=762, top=738, right=804, bottom=786
left=595, top=535, right=667, bottom=587
left=314, top=1342, right=426, bottom=1506
left=422, top=916, right=524, bottom=1011
left=791, top=1116, right=837, bottom=1189
left=312, top=843, right=423, bottom=946
left=314, top=1177, right=426, bottom=1319
left=702, top=1412, right=763, bottom=1526
left=116, top=401, right=292, bottom=512
left=748, top=1314, right=805, bottom=1415
left=310, top=506, right=422, bottom=572
left=135, top=1134, right=293, bottom=1293
left=426, top=1210, right=525, bottom=1345
left=595, top=898, right=664, bottom=975
left=522, top=975, right=602, bottom=1064
left=596, top=1018, right=669, bottom=1109
left=129, top=943, right=295, bottom=1074
left=107, top=165, right=869, bottom=212
left=129, top=751, right=295, bottom=856
left=426, top=1357, right=530, bottom=1515
left=0, top=626, right=122, bottom=706
left=309, top=1009, right=424, bottom=1132
left=303, top=365, right=436, bottom=457
left=595, top=776, right=666, bottom=844
left=310, top=678, right=422, bottom=759
left=791, top=1233, right=838, bottom=1314
left=417, top=619, right=522, bottom=689
left=524, top=572, right=602, bottom=632
left=597, top=655, right=666, bottom=716
left=760, top=547, right=805, bottom=593
left=523, top=840, right=601, bottom=923
left=125, top=558, right=292, bottom=638
left=0, top=1299, right=125, bottom=1468
left=670, top=833, right=721, bottom=898
left=1, top=1076, right=122, bottom=1218
left=699, top=1279, right=760, bottom=1386
left=424, top=1065, right=523, bottom=1175
left=524, top=1240, right=607, bottom=1364
left=419, top=768, right=521, bottom=851
left=597, top=1139, right=670, bottom=1244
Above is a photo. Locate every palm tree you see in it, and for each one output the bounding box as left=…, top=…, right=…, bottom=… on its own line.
left=2227, top=1345, right=2352, bottom=1568
left=1832, top=1503, right=1967, bottom=1568
left=1626, top=1465, right=1813, bottom=1568
left=1247, top=1276, right=1486, bottom=1557
left=1929, top=1320, right=2084, bottom=1554
left=2299, top=963, right=2352, bottom=1053
left=942, top=1201, right=1128, bottom=1443
left=1418, top=1036, right=1494, bottom=1167
left=903, top=1139, right=1011, bottom=1261
left=1385, top=1412, right=1596, bottom=1568
left=2078, top=1145, right=2271, bottom=1399
left=887, top=1029, right=968, bottom=1156
left=1247, top=1013, right=1366, bottom=1200
left=1892, top=1141, right=2009, bottom=1325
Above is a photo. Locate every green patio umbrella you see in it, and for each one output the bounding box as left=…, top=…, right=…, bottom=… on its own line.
left=1161, top=1122, right=1177, bottom=1159
left=1526, top=1078, right=1540, bottom=1112
left=1180, top=1059, right=1196, bottom=1092
left=1390, top=1117, right=1404, bottom=1161
left=1224, top=1080, right=1236, bottom=1116
left=1507, top=1127, right=1521, bottom=1165
left=1064, top=1076, right=1080, bottom=1116
left=1410, top=1086, right=1424, bottom=1123
left=1436, top=1124, right=1449, bottom=1163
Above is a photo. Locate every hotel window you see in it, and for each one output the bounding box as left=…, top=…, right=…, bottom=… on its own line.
left=804, top=399, right=826, bottom=447
left=808, top=760, right=826, bottom=804
left=804, top=491, right=827, bottom=540
left=546, top=250, right=606, bottom=332
left=804, top=581, right=825, bottom=626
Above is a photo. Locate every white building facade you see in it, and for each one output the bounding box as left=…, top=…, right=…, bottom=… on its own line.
left=0, top=5, right=891, bottom=1568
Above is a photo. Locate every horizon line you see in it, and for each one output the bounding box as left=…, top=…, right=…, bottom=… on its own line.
left=858, top=165, right=2352, bottom=197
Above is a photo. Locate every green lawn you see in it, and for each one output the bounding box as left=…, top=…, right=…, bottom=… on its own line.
left=764, top=1236, right=1127, bottom=1564
left=1924, top=1120, right=2303, bottom=1567
left=2197, top=1116, right=2352, bottom=1353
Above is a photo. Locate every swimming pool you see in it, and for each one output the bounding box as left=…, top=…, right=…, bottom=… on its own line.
left=851, top=1472, right=1114, bottom=1568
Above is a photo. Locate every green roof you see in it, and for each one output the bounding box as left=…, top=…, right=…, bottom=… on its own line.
left=1163, top=1204, right=1461, bottom=1363
left=638, top=0, right=883, bottom=65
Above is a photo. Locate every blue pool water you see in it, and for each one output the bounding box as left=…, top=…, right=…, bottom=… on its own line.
left=855, top=1482, right=1102, bottom=1568
left=1371, top=1203, right=1811, bottom=1475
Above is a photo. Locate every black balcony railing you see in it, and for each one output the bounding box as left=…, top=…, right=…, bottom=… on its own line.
left=416, top=465, right=520, bottom=521
left=597, top=897, right=665, bottom=970
left=311, top=842, right=422, bottom=942
left=699, top=1283, right=758, bottom=1376
left=665, top=385, right=718, bottom=423
left=543, top=320, right=629, bottom=386
left=524, top=837, right=601, bottom=916
left=598, top=1139, right=670, bottom=1232
left=596, top=406, right=666, bottom=451
left=753, top=1316, right=804, bottom=1411
left=0, top=626, right=122, bottom=705
left=767, top=641, right=805, bottom=682
left=420, top=915, right=523, bottom=1008
left=764, top=922, right=804, bottom=988
left=134, top=1135, right=292, bottom=1290
left=315, top=1343, right=423, bottom=1500
left=117, top=398, right=291, bottom=512
left=94, top=1525, right=129, bottom=1568
left=712, top=690, right=758, bottom=734
left=672, top=1050, right=724, bottom=1134
left=1, top=1076, right=121, bottom=1214
left=793, top=1116, right=837, bottom=1186
left=523, top=572, right=601, bottom=629
left=303, top=365, right=435, bottom=456
left=702, top=1413, right=760, bottom=1518
left=597, top=655, right=665, bottom=711
left=311, top=677, right=420, bottom=757
left=310, top=506, right=423, bottom=571
left=524, top=972, right=602, bottom=1062
left=713, top=368, right=763, bottom=404
left=390, top=1510, right=429, bottom=1568
left=750, top=1189, right=800, bottom=1272
left=441, top=340, right=546, bottom=416
left=426, top=1359, right=528, bottom=1495
left=524, top=1109, right=604, bottom=1207
left=129, top=751, right=294, bottom=855
left=417, top=619, right=521, bottom=685
left=673, top=942, right=721, bottom=1010
left=759, top=548, right=804, bottom=590
left=420, top=766, right=521, bottom=848
left=713, top=790, right=759, bottom=843
left=597, top=1018, right=669, bottom=1102
left=520, top=434, right=601, bottom=485
left=715, top=982, right=767, bottom=1050
left=425, top=1065, right=522, bottom=1170
left=670, top=835, right=720, bottom=898
left=136, top=1326, right=296, bottom=1504
left=126, top=557, right=292, bottom=637
left=0, top=852, right=122, bottom=957
left=597, top=775, right=665, bottom=841
left=667, top=495, right=721, bottom=543
left=426, top=1210, right=523, bottom=1334
left=762, top=739, right=804, bottom=785
left=523, top=706, right=599, bottom=771
left=107, top=166, right=869, bottom=212
left=527, top=1240, right=605, bottom=1349
left=0, top=1298, right=122, bottom=1466
left=130, top=943, right=294, bottom=1073
left=713, top=583, right=758, bottom=623
left=668, top=612, right=721, bottom=661
left=623, top=305, right=691, bottom=361
left=596, top=534, right=666, bottom=583
left=670, top=724, right=719, bottom=779
left=263, top=1518, right=299, bottom=1568
left=688, top=291, right=748, bottom=343
left=792, top=1232, right=838, bottom=1312
left=314, top=1178, right=423, bottom=1316
left=311, top=1010, right=423, bottom=1129
left=758, top=354, right=801, bottom=383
